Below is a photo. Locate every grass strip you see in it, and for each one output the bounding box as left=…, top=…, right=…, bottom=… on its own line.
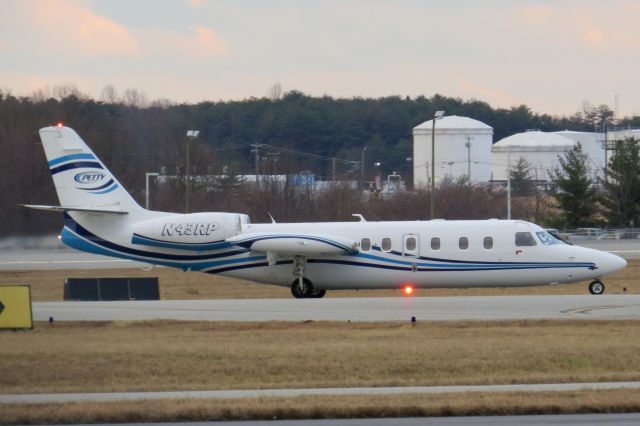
left=2, top=320, right=640, bottom=394
left=2, top=389, right=640, bottom=424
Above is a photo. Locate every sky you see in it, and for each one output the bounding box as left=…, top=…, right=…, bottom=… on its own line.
left=1, top=0, right=639, bottom=117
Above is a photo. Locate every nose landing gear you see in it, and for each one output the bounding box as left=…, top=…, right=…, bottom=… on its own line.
left=589, top=280, right=605, bottom=295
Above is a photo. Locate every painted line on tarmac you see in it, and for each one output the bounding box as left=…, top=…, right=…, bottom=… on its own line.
left=562, top=304, right=638, bottom=315
left=3, top=382, right=640, bottom=404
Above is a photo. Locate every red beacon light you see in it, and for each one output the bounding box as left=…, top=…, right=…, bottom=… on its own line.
left=403, top=285, right=414, bottom=296
left=56, top=122, right=63, bottom=128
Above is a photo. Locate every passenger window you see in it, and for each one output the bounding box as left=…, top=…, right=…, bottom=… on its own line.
left=483, top=236, right=493, bottom=250
left=381, top=237, right=392, bottom=252
left=515, top=232, right=537, bottom=246
left=431, top=237, right=440, bottom=251
left=361, top=238, right=371, bottom=251
left=459, top=237, right=469, bottom=250
left=405, top=236, right=417, bottom=251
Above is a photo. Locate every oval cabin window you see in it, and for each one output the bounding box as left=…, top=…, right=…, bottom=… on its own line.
left=431, top=237, right=441, bottom=251
left=361, top=238, right=371, bottom=251
left=405, top=236, right=417, bottom=251
left=483, top=236, right=493, bottom=250
left=381, top=237, right=392, bottom=252
left=459, top=237, right=469, bottom=250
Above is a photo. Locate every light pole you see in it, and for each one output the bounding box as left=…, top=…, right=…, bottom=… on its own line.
left=507, top=146, right=512, bottom=220
left=145, top=172, right=159, bottom=210
left=185, top=130, right=199, bottom=213
left=430, top=110, right=445, bottom=219
left=360, top=146, right=367, bottom=189
left=465, top=136, right=472, bottom=183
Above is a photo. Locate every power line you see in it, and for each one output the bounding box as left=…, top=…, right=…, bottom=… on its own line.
left=259, top=143, right=359, bottom=164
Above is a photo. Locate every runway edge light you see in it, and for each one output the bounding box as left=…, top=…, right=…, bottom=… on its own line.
left=0, top=285, right=33, bottom=330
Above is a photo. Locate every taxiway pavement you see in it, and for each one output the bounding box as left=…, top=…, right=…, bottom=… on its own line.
left=67, top=414, right=640, bottom=426
left=32, top=294, right=640, bottom=322
left=2, top=381, right=640, bottom=404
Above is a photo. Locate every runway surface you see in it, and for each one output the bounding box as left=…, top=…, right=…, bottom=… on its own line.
left=33, top=295, right=640, bottom=322
left=2, top=381, right=640, bottom=404
left=66, top=414, right=640, bottom=426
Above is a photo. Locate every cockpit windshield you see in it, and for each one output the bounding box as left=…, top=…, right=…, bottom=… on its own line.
left=536, top=231, right=564, bottom=245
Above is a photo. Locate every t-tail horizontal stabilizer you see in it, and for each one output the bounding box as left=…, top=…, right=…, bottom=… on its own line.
left=20, top=204, right=128, bottom=215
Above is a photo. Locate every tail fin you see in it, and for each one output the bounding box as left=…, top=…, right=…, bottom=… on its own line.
left=39, top=125, right=143, bottom=214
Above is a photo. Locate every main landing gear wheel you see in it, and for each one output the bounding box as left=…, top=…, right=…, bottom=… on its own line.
left=589, top=280, right=605, bottom=295
left=291, top=277, right=314, bottom=299
left=310, top=289, right=326, bottom=299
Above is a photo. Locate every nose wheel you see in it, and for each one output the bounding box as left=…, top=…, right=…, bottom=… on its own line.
left=589, top=280, right=605, bottom=295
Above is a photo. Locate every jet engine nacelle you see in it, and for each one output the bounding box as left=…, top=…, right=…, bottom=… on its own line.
left=132, top=212, right=250, bottom=247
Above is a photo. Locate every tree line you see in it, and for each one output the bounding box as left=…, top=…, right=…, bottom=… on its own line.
left=1, top=85, right=639, bottom=235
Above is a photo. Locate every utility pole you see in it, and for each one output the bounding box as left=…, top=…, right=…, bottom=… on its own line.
left=465, top=136, right=472, bottom=183
left=507, top=146, right=512, bottom=220
left=332, top=157, right=336, bottom=182
left=251, top=143, right=260, bottom=184
left=185, top=130, right=199, bottom=214
left=360, top=147, right=367, bottom=189
left=603, top=120, right=608, bottom=184
left=145, top=172, right=159, bottom=210
left=430, top=110, right=445, bottom=219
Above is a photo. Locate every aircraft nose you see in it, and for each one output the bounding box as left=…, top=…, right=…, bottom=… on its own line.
left=598, top=252, right=627, bottom=275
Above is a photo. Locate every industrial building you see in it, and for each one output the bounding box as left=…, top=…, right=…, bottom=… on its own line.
left=409, top=116, right=640, bottom=189
left=492, top=131, right=580, bottom=182
left=412, top=116, right=493, bottom=188
left=492, top=130, right=608, bottom=183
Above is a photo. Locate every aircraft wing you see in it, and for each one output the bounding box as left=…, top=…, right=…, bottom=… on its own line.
left=226, top=232, right=359, bottom=256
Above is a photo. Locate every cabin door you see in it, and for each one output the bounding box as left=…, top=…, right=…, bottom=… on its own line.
left=402, top=233, right=419, bottom=257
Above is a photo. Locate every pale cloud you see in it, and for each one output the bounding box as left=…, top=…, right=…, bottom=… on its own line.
left=138, top=26, right=227, bottom=58
left=1, top=1, right=639, bottom=117
left=25, top=0, right=138, bottom=56
left=517, top=5, right=556, bottom=25
left=0, top=72, right=52, bottom=96
left=456, top=80, right=521, bottom=109
left=582, top=25, right=605, bottom=49
left=513, top=2, right=640, bottom=52
left=188, top=0, right=206, bottom=8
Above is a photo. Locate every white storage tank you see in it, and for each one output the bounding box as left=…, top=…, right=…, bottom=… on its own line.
left=412, top=115, right=493, bottom=188
left=552, top=130, right=604, bottom=179
left=491, top=131, right=577, bottom=182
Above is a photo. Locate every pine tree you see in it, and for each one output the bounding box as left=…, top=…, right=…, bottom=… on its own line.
left=550, top=143, right=598, bottom=228
left=601, top=137, right=640, bottom=227
left=510, top=156, right=535, bottom=196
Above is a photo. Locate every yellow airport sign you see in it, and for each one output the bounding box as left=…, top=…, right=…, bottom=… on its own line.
left=0, top=285, right=33, bottom=329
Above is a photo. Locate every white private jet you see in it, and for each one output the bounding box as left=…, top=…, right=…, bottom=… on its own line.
left=23, top=125, right=627, bottom=298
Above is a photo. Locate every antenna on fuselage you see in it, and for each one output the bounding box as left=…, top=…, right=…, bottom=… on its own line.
left=352, top=214, right=367, bottom=222
left=267, top=211, right=277, bottom=223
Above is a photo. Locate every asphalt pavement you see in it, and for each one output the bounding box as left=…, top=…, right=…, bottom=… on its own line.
left=32, top=294, right=640, bottom=322
left=3, top=382, right=640, bottom=404
left=56, top=414, right=640, bottom=426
